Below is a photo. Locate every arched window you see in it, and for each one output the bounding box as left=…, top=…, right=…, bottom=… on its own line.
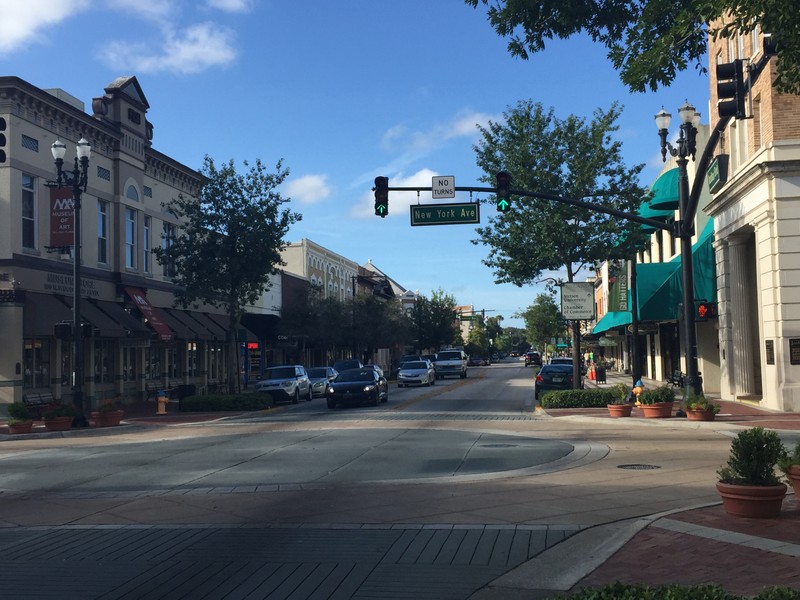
left=126, top=185, right=139, bottom=202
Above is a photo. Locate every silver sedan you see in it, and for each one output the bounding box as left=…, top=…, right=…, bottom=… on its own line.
left=397, top=360, right=436, bottom=387
left=307, top=366, right=337, bottom=398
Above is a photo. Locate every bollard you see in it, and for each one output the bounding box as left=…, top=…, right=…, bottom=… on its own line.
left=156, top=390, right=168, bottom=415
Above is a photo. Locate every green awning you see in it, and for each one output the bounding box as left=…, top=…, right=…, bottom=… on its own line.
left=648, top=168, right=680, bottom=210
left=592, top=310, right=632, bottom=334
left=636, top=219, right=716, bottom=321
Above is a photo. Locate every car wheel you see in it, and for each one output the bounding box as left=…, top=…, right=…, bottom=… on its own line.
left=293, top=390, right=299, bottom=404
left=371, top=392, right=379, bottom=406
left=307, top=388, right=313, bottom=401
left=382, top=389, right=388, bottom=403
left=327, top=398, right=336, bottom=409
left=431, top=378, right=435, bottom=385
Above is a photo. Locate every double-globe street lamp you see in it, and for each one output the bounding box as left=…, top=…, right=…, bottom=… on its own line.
left=51, top=137, right=91, bottom=427
left=655, top=101, right=703, bottom=398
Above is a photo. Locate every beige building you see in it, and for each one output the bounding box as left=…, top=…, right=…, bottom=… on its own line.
left=281, top=239, right=359, bottom=301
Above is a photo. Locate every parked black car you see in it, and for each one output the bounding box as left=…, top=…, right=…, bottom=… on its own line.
left=326, top=367, right=388, bottom=408
left=524, top=351, right=542, bottom=367
left=534, top=364, right=575, bottom=400
left=332, top=359, right=363, bottom=372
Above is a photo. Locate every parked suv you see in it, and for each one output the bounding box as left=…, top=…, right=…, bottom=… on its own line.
left=435, top=349, right=468, bottom=379
left=524, top=351, right=542, bottom=367
left=254, top=365, right=312, bottom=403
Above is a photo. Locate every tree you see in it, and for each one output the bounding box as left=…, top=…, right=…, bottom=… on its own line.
left=154, top=156, right=301, bottom=393
left=465, top=0, right=800, bottom=94
left=472, top=101, right=645, bottom=384
left=517, top=294, right=566, bottom=356
left=409, top=289, right=461, bottom=352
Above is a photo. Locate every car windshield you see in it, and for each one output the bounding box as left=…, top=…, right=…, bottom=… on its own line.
left=263, top=367, right=295, bottom=379
left=336, top=369, right=375, bottom=382
left=438, top=352, right=461, bottom=360
left=307, top=368, right=329, bottom=378
left=402, top=362, right=427, bottom=369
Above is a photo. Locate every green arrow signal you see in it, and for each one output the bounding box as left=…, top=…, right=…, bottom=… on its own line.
left=375, top=203, right=387, bottom=216
left=496, top=198, right=510, bottom=212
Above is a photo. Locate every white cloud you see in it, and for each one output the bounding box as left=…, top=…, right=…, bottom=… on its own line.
left=285, top=174, right=332, bottom=205
left=206, top=0, right=252, bottom=12
left=0, top=1, right=90, bottom=54
left=101, top=23, right=237, bottom=74
left=105, top=0, right=175, bottom=22
left=349, top=168, right=439, bottom=219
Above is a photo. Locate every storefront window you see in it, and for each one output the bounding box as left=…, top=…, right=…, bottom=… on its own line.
left=167, top=346, right=181, bottom=379
left=187, top=342, right=197, bottom=377
left=144, top=347, right=161, bottom=381
left=93, top=339, right=115, bottom=384
left=23, top=338, right=50, bottom=388
left=122, top=347, right=137, bottom=382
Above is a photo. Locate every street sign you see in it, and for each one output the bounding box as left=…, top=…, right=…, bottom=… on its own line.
left=560, top=282, right=595, bottom=320
left=410, top=202, right=480, bottom=226
left=431, top=176, right=455, bottom=199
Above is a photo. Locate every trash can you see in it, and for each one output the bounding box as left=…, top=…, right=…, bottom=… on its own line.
left=595, top=367, right=607, bottom=384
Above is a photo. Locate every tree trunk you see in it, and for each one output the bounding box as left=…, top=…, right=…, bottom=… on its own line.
left=226, top=307, right=241, bottom=395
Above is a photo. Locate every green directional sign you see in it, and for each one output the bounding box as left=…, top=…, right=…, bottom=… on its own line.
left=410, top=202, right=480, bottom=226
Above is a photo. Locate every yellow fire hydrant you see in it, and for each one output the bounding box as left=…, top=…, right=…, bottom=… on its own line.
left=156, top=390, right=168, bottom=415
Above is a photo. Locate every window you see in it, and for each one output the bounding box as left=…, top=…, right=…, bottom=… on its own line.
left=93, top=339, right=115, bottom=384
left=22, top=173, right=36, bottom=249
left=23, top=338, right=51, bottom=388
left=125, top=207, right=137, bottom=269
left=143, top=216, right=151, bottom=273
left=97, top=200, right=108, bottom=264
left=126, top=185, right=139, bottom=202
left=122, top=347, right=137, bottom=382
left=187, top=342, right=198, bottom=377
left=96, top=166, right=111, bottom=181
left=21, top=134, right=39, bottom=152
left=145, top=347, right=160, bottom=381
left=162, top=222, right=176, bottom=277
left=751, top=24, right=761, bottom=56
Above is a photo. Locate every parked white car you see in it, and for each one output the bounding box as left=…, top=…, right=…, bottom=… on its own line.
left=397, top=360, right=436, bottom=387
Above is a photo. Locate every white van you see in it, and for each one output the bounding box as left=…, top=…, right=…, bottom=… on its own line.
left=435, top=349, right=468, bottom=379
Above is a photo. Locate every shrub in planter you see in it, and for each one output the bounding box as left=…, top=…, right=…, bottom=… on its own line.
left=558, top=582, right=799, bottom=599
left=179, top=393, right=274, bottom=412
left=637, top=385, right=677, bottom=405
left=538, top=388, right=617, bottom=409
left=717, top=427, right=786, bottom=486
left=607, top=383, right=630, bottom=405
left=7, top=401, right=32, bottom=421
left=43, top=402, right=75, bottom=420
left=683, top=392, right=720, bottom=413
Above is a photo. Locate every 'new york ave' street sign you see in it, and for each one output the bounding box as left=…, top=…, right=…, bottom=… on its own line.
left=410, top=202, right=480, bottom=226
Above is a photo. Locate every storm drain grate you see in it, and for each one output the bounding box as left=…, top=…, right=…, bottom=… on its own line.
left=617, top=464, right=661, bottom=470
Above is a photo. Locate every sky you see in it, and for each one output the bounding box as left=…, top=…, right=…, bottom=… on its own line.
left=1, top=0, right=711, bottom=328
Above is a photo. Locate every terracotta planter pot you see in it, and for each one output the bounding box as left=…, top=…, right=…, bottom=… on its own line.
left=8, top=420, right=34, bottom=434
left=639, top=401, right=674, bottom=418
left=607, top=404, right=633, bottom=418
left=786, top=465, right=800, bottom=497
left=96, top=410, right=124, bottom=427
left=716, top=481, right=787, bottom=518
left=685, top=408, right=716, bottom=421
left=44, top=416, right=72, bottom=431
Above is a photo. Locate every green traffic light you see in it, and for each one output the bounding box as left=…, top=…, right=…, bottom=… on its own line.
left=496, top=198, right=510, bottom=212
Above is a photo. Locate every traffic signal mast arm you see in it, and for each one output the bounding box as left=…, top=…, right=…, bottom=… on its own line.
left=380, top=183, right=670, bottom=232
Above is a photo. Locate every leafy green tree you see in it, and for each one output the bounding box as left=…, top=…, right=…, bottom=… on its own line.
left=465, top=321, right=490, bottom=358
left=472, top=101, right=644, bottom=383
left=484, top=315, right=503, bottom=352
left=351, top=295, right=410, bottom=363
left=154, top=156, right=300, bottom=392
left=410, top=289, right=461, bottom=352
left=517, top=294, right=566, bottom=356
left=465, top=0, right=800, bottom=94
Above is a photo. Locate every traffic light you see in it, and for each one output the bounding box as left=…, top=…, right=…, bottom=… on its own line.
left=374, top=176, right=388, bottom=218
left=0, top=117, right=6, bottom=164
left=495, top=171, right=511, bottom=212
left=696, top=301, right=718, bottom=321
left=716, top=59, right=746, bottom=119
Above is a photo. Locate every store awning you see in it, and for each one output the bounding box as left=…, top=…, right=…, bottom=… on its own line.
left=158, top=308, right=197, bottom=340
left=123, top=286, right=174, bottom=341
left=241, top=312, right=280, bottom=340
left=94, top=301, right=151, bottom=337
left=23, top=293, right=73, bottom=337
left=207, top=312, right=257, bottom=342
left=62, top=296, right=125, bottom=337
left=592, top=310, right=632, bottom=334
left=648, top=168, right=680, bottom=210
left=192, top=312, right=227, bottom=339
left=637, top=219, right=716, bottom=321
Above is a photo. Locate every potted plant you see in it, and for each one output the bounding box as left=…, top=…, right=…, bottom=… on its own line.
left=93, top=399, right=125, bottom=427
left=606, top=384, right=633, bottom=418
left=683, top=392, right=720, bottom=421
left=636, top=385, right=676, bottom=418
left=7, top=401, right=34, bottom=434
left=716, top=427, right=788, bottom=518
left=43, top=402, right=74, bottom=431
left=778, top=440, right=800, bottom=497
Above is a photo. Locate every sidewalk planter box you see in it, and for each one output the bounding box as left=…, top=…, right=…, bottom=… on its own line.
left=638, top=401, right=673, bottom=418
left=92, top=410, right=124, bottom=427
left=8, top=420, right=34, bottom=434
left=44, top=416, right=72, bottom=431
left=685, top=407, right=715, bottom=421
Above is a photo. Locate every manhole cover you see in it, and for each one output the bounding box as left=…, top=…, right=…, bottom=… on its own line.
left=618, top=464, right=661, bottom=470
left=481, top=444, right=517, bottom=448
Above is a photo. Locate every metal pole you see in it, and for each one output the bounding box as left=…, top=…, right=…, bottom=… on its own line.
left=71, top=164, right=88, bottom=427
left=677, top=154, right=701, bottom=399
left=629, top=254, right=640, bottom=387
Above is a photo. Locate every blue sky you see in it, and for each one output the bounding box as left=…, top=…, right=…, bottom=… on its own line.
left=2, top=0, right=710, bottom=328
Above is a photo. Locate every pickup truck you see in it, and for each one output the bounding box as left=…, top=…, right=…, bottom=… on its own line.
left=435, top=349, right=468, bottom=379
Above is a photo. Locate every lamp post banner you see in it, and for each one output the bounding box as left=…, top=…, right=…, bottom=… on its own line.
left=50, top=186, right=74, bottom=247
left=561, top=282, right=595, bottom=320
left=608, top=260, right=629, bottom=312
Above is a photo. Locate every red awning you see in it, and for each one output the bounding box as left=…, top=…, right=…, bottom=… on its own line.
left=123, top=286, right=174, bottom=341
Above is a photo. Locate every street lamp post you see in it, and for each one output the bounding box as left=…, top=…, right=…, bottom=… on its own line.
left=655, top=102, right=702, bottom=399
left=51, top=137, right=91, bottom=427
